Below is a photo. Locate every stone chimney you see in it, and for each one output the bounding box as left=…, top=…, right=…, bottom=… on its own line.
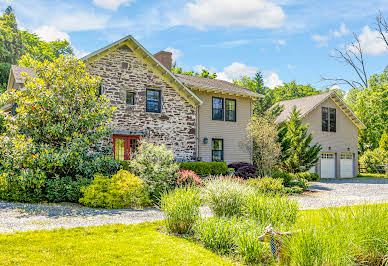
left=153, top=51, right=172, bottom=70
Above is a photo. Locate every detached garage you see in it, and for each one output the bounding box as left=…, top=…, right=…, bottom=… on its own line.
left=340, top=153, right=354, bottom=178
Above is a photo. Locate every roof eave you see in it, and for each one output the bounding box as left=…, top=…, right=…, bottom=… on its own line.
left=188, top=85, right=263, bottom=98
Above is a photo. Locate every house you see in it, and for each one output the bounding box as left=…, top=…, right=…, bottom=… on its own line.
left=5, top=35, right=261, bottom=164
left=274, top=91, right=366, bottom=178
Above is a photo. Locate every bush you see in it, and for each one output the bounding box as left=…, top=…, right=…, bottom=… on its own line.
left=290, top=177, right=309, bottom=190
left=245, top=177, right=285, bottom=195
left=271, top=171, right=293, bottom=186
left=295, top=172, right=320, bottom=181
left=227, top=162, right=258, bottom=179
left=202, top=178, right=255, bottom=217
left=79, top=170, right=149, bottom=209
left=161, top=186, right=201, bottom=234
left=45, top=176, right=91, bottom=203
left=285, top=186, right=304, bottom=194
left=360, top=148, right=388, bottom=174
left=177, top=170, right=203, bottom=186
left=180, top=162, right=228, bottom=177
left=242, top=194, right=299, bottom=227
left=130, top=141, right=179, bottom=203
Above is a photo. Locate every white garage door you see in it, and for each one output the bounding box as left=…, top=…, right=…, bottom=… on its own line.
left=321, top=153, right=335, bottom=178
left=340, top=153, right=353, bottom=178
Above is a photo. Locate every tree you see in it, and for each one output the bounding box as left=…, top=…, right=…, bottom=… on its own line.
left=0, top=6, right=23, bottom=64
left=375, top=10, right=388, bottom=48
left=279, top=107, right=322, bottom=173
left=171, top=66, right=216, bottom=79
left=272, top=81, right=322, bottom=102
left=0, top=56, right=117, bottom=202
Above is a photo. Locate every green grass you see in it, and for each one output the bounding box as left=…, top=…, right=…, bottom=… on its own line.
left=0, top=222, right=232, bottom=265
left=357, top=173, right=387, bottom=178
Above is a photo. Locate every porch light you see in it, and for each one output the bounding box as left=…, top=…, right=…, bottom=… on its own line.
left=203, top=137, right=208, bottom=144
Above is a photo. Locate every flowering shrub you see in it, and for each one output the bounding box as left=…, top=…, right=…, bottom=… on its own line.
left=177, top=170, right=203, bottom=186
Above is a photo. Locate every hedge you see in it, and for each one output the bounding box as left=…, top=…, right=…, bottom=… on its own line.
left=180, top=162, right=228, bottom=176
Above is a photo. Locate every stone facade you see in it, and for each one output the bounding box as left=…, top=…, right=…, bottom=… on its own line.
left=85, top=45, right=197, bottom=160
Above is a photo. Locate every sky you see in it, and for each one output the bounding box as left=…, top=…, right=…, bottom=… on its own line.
left=1, top=0, right=388, bottom=91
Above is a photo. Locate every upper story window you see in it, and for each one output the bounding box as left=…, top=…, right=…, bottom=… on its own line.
left=225, top=99, right=236, bottom=122
left=146, top=89, right=161, bottom=113
left=322, top=107, right=336, bottom=132
left=212, top=97, right=224, bottom=120
left=126, top=91, right=135, bottom=105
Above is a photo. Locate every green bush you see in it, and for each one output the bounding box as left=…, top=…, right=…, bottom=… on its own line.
left=46, top=176, right=91, bottom=203
left=180, top=162, right=228, bottom=177
left=271, top=171, right=293, bottom=186
left=290, top=177, right=309, bottom=190
left=79, top=170, right=149, bottom=209
left=295, top=172, right=320, bottom=181
left=130, top=141, right=179, bottom=203
left=245, top=177, right=285, bottom=195
left=360, top=148, right=388, bottom=174
left=161, top=186, right=201, bottom=234
left=285, top=186, right=304, bottom=194
left=202, top=178, right=255, bottom=217
left=242, top=194, right=299, bottom=227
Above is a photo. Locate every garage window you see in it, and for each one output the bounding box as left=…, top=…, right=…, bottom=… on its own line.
left=322, top=107, right=336, bottom=132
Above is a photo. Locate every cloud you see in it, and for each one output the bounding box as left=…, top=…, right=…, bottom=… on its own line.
left=93, top=0, right=135, bottom=11
left=312, top=34, right=330, bottom=47
left=354, top=26, right=388, bottom=55
left=194, top=65, right=207, bottom=73
left=184, top=0, right=285, bottom=29
left=34, top=25, right=70, bottom=42
left=276, top=39, right=286, bottom=46
left=333, top=23, right=349, bottom=38
left=216, top=62, right=259, bottom=82
left=74, top=48, right=90, bottom=59
left=287, top=64, right=295, bottom=70
left=165, top=47, right=183, bottom=63
left=263, top=70, right=283, bottom=89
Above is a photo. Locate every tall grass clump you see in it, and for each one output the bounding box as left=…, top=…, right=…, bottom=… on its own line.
left=242, top=193, right=299, bottom=227
left=202, top=178, right=255, bottom=217
left=161, top=186, right=201, bottom=234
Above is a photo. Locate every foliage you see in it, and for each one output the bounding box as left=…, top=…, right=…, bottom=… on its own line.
left=0, top=223, right=230, bottom=265
left=279, top=107, right=322, bottom=173
left=180, top=162, right=228, bottom=177
left=227, top=162, right=258, bottom=179
left=171, top=66, right=216, bottom=79
left=294, top=172, right=320, bottom=181
left=245, top=113, right=281, bottom=176
left=130, top=141, right=179, bottom=203
left=46, top=176, right=91, bottom=203
left=0, top=56, right=116, bottom=203
left=161, top=186, right=201, bottom=234
left=289, top=177, right=309, bottom=190
left=79, top=170, right=150, bottom=209
left=245, top=177, right=285, bottom=195
left=359, top=148, right=388, bottom=173
left=357, top=173, right=387, bottom=178
left=0, top=63, right=10, bottom=93
left=271, top=171, right=293, bottom=186
left=177, top=170, right=203, bottom=186
left=202, top=178, right=255, bottom=218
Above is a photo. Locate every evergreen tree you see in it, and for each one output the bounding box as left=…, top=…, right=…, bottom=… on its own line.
left=280, top=106, right=322, bottom=173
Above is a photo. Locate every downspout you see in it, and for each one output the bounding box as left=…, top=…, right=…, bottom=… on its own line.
left=195, top=104, right=199, bottom=161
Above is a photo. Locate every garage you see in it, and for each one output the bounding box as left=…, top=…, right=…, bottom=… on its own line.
left=340, top=153, right=354, bottom=178
left=320, top=153, right=335, bottom=178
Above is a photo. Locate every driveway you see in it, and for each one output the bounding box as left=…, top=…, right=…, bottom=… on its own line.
left=293, top=177, right=388, bottom=209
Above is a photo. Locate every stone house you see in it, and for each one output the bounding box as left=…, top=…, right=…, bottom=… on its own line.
left=5, top=35, right=261, bottom=164
left=274, top=92, right=366, bottom=178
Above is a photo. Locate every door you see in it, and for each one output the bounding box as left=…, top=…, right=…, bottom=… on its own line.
left=320, top=153, right=335, bottom=178
left=340, top=153, right=353, bottom=178
left=113, top=135, right=140, bottom=160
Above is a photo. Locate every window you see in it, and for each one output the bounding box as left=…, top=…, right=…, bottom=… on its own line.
left=212, top=139, right=224, bottom=161
left=321, top=153, right=334, bottom=159
left=322, top=107, right=336, bottom=132
left=212, top=97, right=224, bottom=120
left=126, top=91, right=135, bottom=105
left=97, top=85, right=102, bottom=97
left=146, top=89, right=161, bottom=113
left=225, top=99, right=236, bottom=122
left=11, top=103, right=17, bottom=116
left=113, top=135, right=139, bottom=161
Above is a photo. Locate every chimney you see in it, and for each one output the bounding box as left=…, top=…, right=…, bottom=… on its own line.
left=153, top=51, right=172, bottom=70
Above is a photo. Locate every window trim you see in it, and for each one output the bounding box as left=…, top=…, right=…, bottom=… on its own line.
left=146, top=88, right=162, bottom=113
left=212, top=97, right=224, bottom=121
left=113, top=135, right=140, bottom=161
left=225, top=98, right=236, bottom=122
left=126, top=91, right=135, bottom=105
left=212, top=138, right=224, bottom=162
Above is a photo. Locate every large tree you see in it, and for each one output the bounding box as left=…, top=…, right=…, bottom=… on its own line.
left=171, top=66, right=217, bottom=79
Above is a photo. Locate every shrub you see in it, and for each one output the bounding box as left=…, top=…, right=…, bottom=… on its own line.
left=242, top=194, right=299, bottom=227
left=245, top=177, right=285, bottom=195
left=79, top=170, right=149, bottom=209
left=290, top=177, right=309, bottom=190
left=161, top=186, right=201, bottom=234
left=285, top=186, right=304, bottom=194
left=202, top=178, right=255, bottom=217
left=180, top=162, right=228, bottom=176
left=177, top=170, right=203, bottom=186
left=271, top=171, right=293, bottom=186
left=45, top=176, right=91, bottom=203
left=295, top=172, right=319, bottom=181
left=227, top=162, right=258, bottom=179
left=130, top=141, right=179, bottom=203
left=360, top=148, right=388, bottom=174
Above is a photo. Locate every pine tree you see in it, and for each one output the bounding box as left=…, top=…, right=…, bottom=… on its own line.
left=280, top=106, right=322, bottom=173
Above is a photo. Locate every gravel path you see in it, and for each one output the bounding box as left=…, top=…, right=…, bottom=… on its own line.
left=0, top=178, right=387, bottom=233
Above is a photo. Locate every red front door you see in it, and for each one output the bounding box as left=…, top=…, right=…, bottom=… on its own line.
left=113, top=135, right=140, bottom=160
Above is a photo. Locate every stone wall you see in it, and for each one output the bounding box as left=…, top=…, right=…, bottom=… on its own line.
left=85, top=45, right=197, bottom=160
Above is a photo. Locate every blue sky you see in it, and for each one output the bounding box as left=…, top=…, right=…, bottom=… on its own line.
left=1, top=0, right=388, bottom=90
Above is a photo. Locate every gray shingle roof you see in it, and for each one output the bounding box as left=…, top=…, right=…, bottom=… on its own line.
left=175, top=74, right=262, bottom=98
left=11, top=65, right=36, bottom=83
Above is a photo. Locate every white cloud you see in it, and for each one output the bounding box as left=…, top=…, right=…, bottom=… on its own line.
left=263, top=70, right=283, bottom=89
left=216, top=62, right=259, bottom=82
left=333, top=23, right=349, bottom=38
left=287, top=64, right=295, bottom=70
left=354, top=26, right=388, bottom=55
left=184, top=0, right=285, bottom=29
left=74, top=48, right=90, bottom=59
left=34, top=25, right=70, bottom=42
left=165, top=47, right=183, bottom=63
left=194, top=65, right=207, bottom=73
left=276, top=39, right=286, bottom=46
left=93, top=0, right=135, bottom=11
left=312, top=34, right=330, bottom=47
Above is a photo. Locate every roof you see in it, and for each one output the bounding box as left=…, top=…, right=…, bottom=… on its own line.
left=175, top=74, right=262, bottom=98
left=273, top=91, right=366, bottom=130
left=10, top=65, right=36, bottom=84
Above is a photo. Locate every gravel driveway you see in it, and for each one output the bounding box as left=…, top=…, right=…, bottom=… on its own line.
left=0, top=178, right=387, bottom=233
